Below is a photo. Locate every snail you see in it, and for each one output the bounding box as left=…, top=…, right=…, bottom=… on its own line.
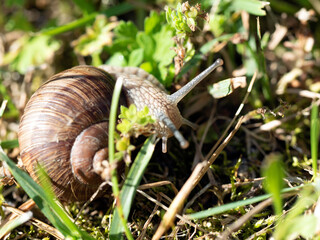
left=18, top=59, right=223, bottom=202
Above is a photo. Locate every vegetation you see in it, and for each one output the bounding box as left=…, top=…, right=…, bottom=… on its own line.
left=1, top=0, right=320, bottom=239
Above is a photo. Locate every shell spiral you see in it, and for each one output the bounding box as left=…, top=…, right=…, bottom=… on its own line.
left=18, top=66, right=125, bottom=202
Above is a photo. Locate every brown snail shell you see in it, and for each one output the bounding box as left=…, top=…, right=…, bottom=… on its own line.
left=18, top=66, right=123, bottom=201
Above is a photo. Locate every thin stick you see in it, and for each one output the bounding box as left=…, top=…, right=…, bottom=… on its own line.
left=218, top=198, right=273, bottom=239
left=137, top=189, right=208, bottom=234
left=138, top=180, right=179, bottom=195
left=205, top=71, right=257, bottom=159
left=152, top=72, right=258, bottom=240
left=183, top=182, right=213, bottom=212
left=136, top=196, right=160, bottom=240
left=152, top=116, right=244, bottom=240
left=75, top=181, right=110, bottom=222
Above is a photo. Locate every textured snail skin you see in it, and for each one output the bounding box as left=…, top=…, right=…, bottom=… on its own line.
left=18, top=65, right=182, bottom=202
left=100, top=65, right=183, bottom=138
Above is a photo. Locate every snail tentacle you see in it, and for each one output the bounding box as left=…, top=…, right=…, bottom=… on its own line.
left=168, top=59, right=223, bottom=104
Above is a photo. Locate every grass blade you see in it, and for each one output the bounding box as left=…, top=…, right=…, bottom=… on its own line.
left=110, top=136, right=156, bottom=239
left=0, top=139, right=19, bottom=149
left=108, top=77, right=133, bottom=240
left=0, top=148, right=95, bottom=239
left=262, top=153, right=285, bottom=215
left=187, top=185, right=303, bottom=219
left=0, top=211, right=33, bottom=237
left=311, top=102, right=319, bottom=177
left=41, top=3, right=133, bottom=36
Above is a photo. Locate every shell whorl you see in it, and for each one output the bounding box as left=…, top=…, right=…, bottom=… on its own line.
left=18, top=65, right=124, bottom=201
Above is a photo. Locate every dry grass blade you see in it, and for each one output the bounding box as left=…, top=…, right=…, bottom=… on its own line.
left=0, top=199, right=36, bottom=226
left=152, top=72, right=257, bottom=239
left=137, top=189, right=207, bottom=234
left=0, top=100, right=8, bottom=118
left=75, top=181, right=110, bottom=221
left=258, top=97, right=320, bottom=132
left=1, top=202, right=64, bottom=239
left=218, top=198, right=273, bottom=239
left=138, top=180, right=179, bottom=195
left=0, top=211, right=33, bottom=239
left=136, top=195, right=160, bottom=240
left=205, top=71, right=257, bottom=159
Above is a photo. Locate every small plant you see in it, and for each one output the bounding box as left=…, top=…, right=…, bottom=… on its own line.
left=166, top=2, right=208, bottom=35
left=115, top=105, right=155, bottom=162
left=165, top=2, right=208, bottom=73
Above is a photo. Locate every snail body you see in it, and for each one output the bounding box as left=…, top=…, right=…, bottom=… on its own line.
left=18, top=59, right=223, bottom=202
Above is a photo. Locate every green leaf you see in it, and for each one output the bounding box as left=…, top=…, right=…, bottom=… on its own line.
left=209, top=14, right=226, bottom=37
left=114, top=21, right=138, bottom=41
left=116, top=119, right=131, bottom=134
left=109, top=38, right=137, bottom=55
left=144, top=11, right=164, bottom=35
left=186, top=17, right=196, bottom=31
left=208, top=77, right=247, bottom=99
left=72, top=15, right=116, bottom=57
left=108, top=21, right=139, bottom=56
left=119, top=105, right=129, bottom=118
left=262, top=153, right=285, bottom=215
left=140, top=106, right=149, bottom=116
left=136, top=32, right=155, bottom=61
left=128, top=104, right=138, bottom=118
left=273, top=182, right=320, bottom=239
left=106, top=11, right=176, bottom=86
left=3, top=34, right=60, bottom=74
left=284, top=215, right=318, bottom=239
left=0, top=139, right=19, bottom=149
left=72, top=0, right=95, bottom=15
left=106, top=52, right=127, bottom=66
left=153, top=25, right=176, bottom=66
left=158, top=63, right=175, bottom=87
left=128, top=48, right=144, bottom=67
left=139, top=61, right=153, bottom=73
left=116, top=137, right=130, bottom=151
left=230, top=0, right=269, bottom=16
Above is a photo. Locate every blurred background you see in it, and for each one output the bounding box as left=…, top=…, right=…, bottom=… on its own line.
left=1, top=0, right=320, bottom=239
